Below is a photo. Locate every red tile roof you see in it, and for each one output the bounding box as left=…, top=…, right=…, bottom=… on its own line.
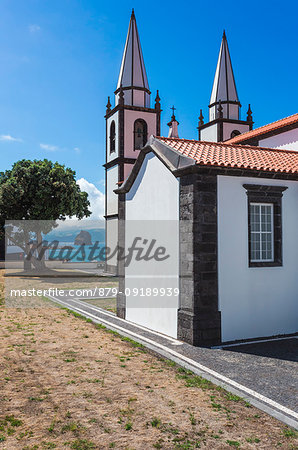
left=225, top=113, right=298, bottom=144
left=157, top=137, right=298, bottom=174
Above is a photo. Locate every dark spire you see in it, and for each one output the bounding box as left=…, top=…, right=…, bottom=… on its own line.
left=247, top=104, right=253, bottom=129
left=198, top=109, right=204, bottom=126
left=155, top=90, right=161, bottom=111
left=223, top=29, right=226, bottom=40
left=106, top=96, right=111, bottom=114
left=155, top=90, right=161, bottom=136
left=247, top=104, right=253, bottom=122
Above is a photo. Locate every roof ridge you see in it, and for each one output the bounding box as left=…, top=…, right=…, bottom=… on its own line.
left=159, top=136, right=197, bottom=142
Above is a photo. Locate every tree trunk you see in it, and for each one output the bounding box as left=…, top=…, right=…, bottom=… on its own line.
left=32, top=230, right=46, bottom=272
left=24, top=232, right=32, bottom=271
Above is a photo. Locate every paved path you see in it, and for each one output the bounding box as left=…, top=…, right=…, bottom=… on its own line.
left=46, top=292, right=298, bottom=429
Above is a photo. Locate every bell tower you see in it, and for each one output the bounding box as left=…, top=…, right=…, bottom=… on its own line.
left=104, top=9, right=161, bottom=274
left=198, top=31, right=253, bottom=142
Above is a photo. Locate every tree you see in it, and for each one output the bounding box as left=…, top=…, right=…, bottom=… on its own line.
left=0, top=159, right=91, bottom=271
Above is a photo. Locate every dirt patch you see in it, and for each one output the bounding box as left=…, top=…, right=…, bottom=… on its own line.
left=0, top=274, right=297, bottom=449
left=4, top=270, right=118, bottom=309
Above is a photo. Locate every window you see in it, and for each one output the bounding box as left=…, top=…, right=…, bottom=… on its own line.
left=230, top=130, right=241, bottom=138
left=134, top=119, right=147, bottom=150
left=110, top=121, right=116, bottom=153
left=250, top=203, right=273, bottom=262
left=243, top=184, right=288, bottom=267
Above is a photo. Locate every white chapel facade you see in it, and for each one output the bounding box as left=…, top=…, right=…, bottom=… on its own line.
left=104, top=10, right=298, bottom=346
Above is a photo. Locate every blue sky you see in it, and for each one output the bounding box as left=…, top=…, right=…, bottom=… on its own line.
left=0, top=0, right=297, bottom=217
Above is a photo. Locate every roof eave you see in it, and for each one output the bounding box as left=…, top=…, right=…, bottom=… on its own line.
left=225, top=114, right=298, bottom=144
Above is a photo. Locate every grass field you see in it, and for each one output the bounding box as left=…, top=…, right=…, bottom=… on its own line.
left=0, top=270, right=297, bottom=449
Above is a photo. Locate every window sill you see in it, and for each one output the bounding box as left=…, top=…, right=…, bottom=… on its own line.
left=249, top=261, right=282, bottom=268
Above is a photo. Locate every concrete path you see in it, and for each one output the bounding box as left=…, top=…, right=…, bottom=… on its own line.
left=46, top=292, right=298, bottom=429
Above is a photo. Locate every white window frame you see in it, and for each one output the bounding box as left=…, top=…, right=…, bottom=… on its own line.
left=250, top=202, right=274, bottom=263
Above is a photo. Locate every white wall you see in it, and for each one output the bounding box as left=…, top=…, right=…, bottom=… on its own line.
left=200, top=124, right=218, bottom=142
left=209, top=105, right=239, bottom=122
left=106, top=166, right=118, bottom=216
left=125, top=152, right=179, bottom=337
left=115, top=90, right=150, bottom=108
left=126, top=153, right=179, bottom=220
left=200, top=122, right=250, bottom=142
left=218, top=175, right=298, bottom=342
left=228, top=104, right=239, bottom=120
left=222, top=122, right=250, bottom=141
left=106, top=218, right=118, bottom=267
left=132, top=89, right=150, bottom=108
left=259, top=128, right=298, bottom=151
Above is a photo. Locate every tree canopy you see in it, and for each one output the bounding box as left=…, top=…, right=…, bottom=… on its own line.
left=0, top=159, right=91, bottom=224
left=0, top=159, right=91, bottom=269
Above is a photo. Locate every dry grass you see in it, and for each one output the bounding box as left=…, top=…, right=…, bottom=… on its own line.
left=0, top=271, right=297, bottom=449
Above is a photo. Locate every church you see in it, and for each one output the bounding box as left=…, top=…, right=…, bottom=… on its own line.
left=104, top=10, right=298, bottom=346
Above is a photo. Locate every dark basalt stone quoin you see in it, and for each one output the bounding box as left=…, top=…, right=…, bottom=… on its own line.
left=177, top=172, right=221, bottom=347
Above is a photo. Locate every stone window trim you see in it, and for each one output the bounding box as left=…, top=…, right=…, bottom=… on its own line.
left=243, top=184, right=288, bottom=268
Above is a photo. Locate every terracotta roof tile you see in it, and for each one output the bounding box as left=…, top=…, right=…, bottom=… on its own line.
left=225, top=113, right=298, bottom=144
left=157, top=137, right=298, bottom=174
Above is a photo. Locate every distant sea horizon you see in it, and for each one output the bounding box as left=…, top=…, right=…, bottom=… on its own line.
left=43, top=227, right=106, bottom=262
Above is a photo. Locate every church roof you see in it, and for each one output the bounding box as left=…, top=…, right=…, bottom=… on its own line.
left=225, top=113, right=298, bottom=144
left=117, top=9, right=149, bottom=91
left=116, top=136, right=298, bottom=195
left=210, top=31, right=239, bottom=106
left=158, top=137, right=298, bottom=174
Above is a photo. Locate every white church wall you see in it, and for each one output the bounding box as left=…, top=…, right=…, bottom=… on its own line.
left=228, top=104, right=239, bottom=120
left=209, top=106, right=217, bottom=122
left=133, top=89, right=146, bottom=107
left=106, top=217, right=118, bottom=267
left=124, top=110, right=156, bottom=158
left=259, top=128, right=298, bottom=151
left=106, top=113, right=119, bottom=163
left=123, top=90, right=132, bottom=106
left=125, top=152, right=179, bottom=338
left=106, top=166, right=118, bottom=216
left=200, top=124, right=218, bottom=142
left=222, top=122, right=250, bottom=141
left=200, top=120, right=250, bottom=142
left=218, top=175, right=298, bottom=342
